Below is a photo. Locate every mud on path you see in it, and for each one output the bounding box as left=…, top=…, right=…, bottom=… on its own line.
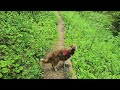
left=41, top=11, right=77, bottom=79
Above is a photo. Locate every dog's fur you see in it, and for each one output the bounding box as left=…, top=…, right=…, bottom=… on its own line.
left=40, top=45, right=76, bottom=71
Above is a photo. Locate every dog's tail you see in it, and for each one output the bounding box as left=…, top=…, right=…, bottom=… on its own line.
left=40, top=58, right=48, bottom=63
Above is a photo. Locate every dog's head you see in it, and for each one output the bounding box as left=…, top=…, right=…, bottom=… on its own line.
left=69, top=45, right=76, bottom=55
left=62, top=45, right=76, bottom=56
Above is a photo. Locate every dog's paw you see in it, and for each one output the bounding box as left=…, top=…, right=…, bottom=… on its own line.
left=55, top=68, right=57, bottom=72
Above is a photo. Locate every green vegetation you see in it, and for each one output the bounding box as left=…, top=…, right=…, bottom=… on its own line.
left=61, top=11, right=120, bottom=79
left=0, top=11, right=120, bottom=79
left=0, top=11, right=57, bottom=79
left=109, top=12, right=120, bottom=36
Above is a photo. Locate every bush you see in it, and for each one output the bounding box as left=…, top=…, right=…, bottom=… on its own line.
left=102, top=11, right=120, bottom=36
left=61, top=11, right=120, bottom=79
left=110, top=12, right=120, bottom=36
left=0, top=11, right=57, bottom=79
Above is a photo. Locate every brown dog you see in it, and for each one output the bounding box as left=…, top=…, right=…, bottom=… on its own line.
left=40, top=45, right=76, bottom=71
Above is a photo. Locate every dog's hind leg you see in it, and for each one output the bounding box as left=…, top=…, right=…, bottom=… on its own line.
left=54, top=66, right=57, bottom=72
left=63, top=61, right=66, bottom=71
left=51, top=62, right=57, bottom=72
left=51, top=62, right=54, bottom=70
left=53, top=60, right=59, bottom=72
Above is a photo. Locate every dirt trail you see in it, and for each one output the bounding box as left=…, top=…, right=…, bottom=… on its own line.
left=41, top=11, right=77, bottom=79
left=53, top=11, right=64, bottom=51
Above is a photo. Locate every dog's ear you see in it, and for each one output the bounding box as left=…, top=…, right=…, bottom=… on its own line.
left=70, top=45, right=74, bottom=48
left=70, top=45, right=76, bottom=49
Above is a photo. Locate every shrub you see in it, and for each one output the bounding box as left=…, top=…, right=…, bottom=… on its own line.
left=61, top=11, right=120, bottom=79
left=0, top=11, right=57, bottom=79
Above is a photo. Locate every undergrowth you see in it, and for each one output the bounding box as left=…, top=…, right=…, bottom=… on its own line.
left=0, top=11, right=57, bottom=79
left=61, top=11, right=120, bottom=79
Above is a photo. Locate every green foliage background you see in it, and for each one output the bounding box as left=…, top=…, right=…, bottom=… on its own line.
left=61, top=11, right=120, bottom=79
left=0, top=11, right=120, bottom=79
left=0, top=11, right=57, bottom=79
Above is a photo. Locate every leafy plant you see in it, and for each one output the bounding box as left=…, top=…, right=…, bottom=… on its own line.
left=61, top=11, right=120, bottom=79
left=0, top=11, right=57, bottom=79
